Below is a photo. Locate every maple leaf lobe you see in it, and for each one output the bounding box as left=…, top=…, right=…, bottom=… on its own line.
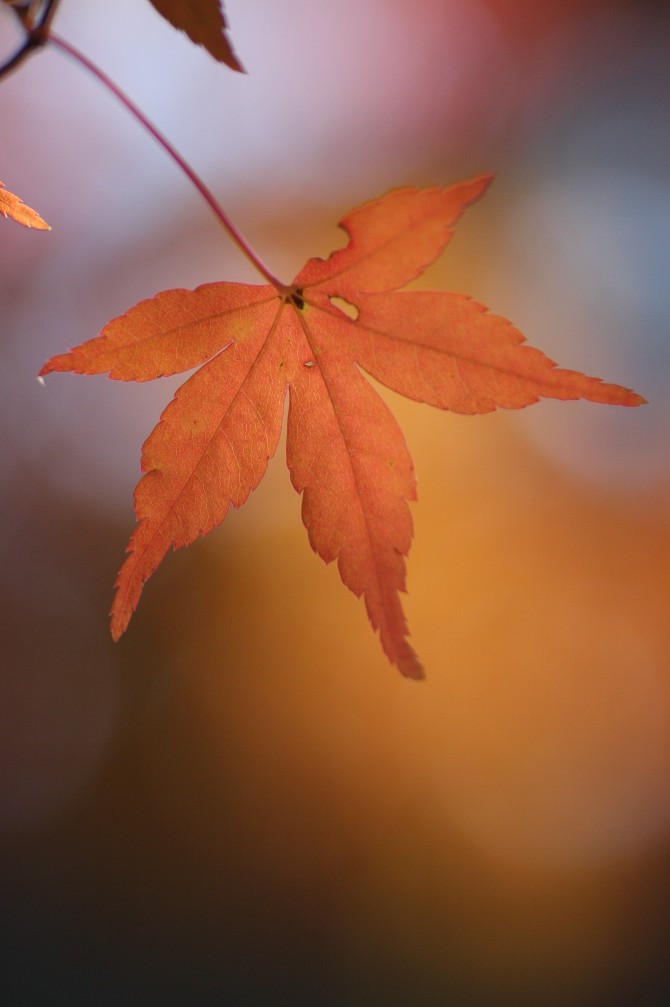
left=295, top=172, right=494, bottom=296
left=1, top=180, right=50, bottom=229
left=39, top=284, right=277, bottom=381
left=347, top=291, right=646, bottom=415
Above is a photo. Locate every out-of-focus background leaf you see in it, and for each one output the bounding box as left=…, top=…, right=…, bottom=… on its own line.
left=1, top=0, right=669, bottom=1002
left=147, top=0, right=242, bottom=70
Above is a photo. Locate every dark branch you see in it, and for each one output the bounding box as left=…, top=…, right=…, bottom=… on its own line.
left=0, top=0, right=60, bottom=80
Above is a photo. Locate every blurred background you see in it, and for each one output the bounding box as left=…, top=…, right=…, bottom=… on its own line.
left=1, top=0, right=670, bottom=1002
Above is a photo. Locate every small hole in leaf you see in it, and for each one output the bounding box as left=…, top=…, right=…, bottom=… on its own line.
left=329, top=296, right=359, bottom=320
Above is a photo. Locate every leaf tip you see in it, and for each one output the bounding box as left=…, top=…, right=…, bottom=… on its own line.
left=402, top=658, right=426, bottom=681
left=109, top=604, right=129, bottom=643
left=393, top=639, right=425, bottom=680
left=1, top=179, right=50, bottom=229
left=148, top=0, right=244, bottom=72
left=461, top=170, right=496, bottom=206
left=597, top=382, right=648, bottom=408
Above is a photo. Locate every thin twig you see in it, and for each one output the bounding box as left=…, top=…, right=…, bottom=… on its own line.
left=47, top=31, right=284, bottom=288
left=0, top=0, right=59, bottom=80
left=0, top=35, right=37, bottom=78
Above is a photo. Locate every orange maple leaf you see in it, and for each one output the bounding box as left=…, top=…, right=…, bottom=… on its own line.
left=40, top=176, right=644, bottom=678
left=147, top=0, right=242, bottom=71
left=1, top=180, right=50, bottom=229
